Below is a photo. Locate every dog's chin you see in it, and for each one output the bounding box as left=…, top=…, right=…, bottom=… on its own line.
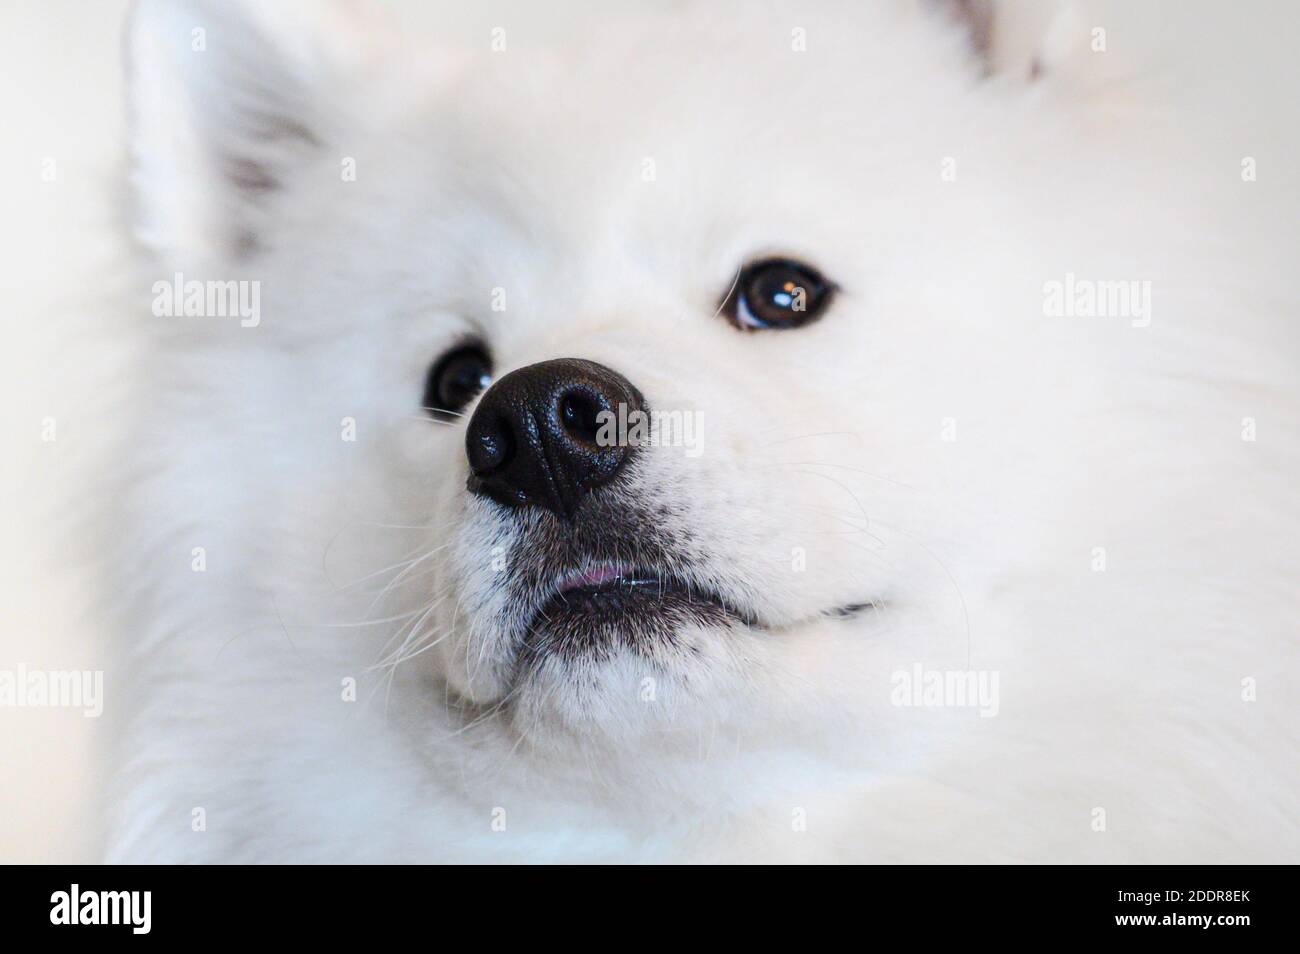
left=505, top=616, right=757, bottom=743
left=443, top=562, right=881, bottom=746
left=494, top=570, right=742, bottom=728
left=435, top=560, right=758, bottom=739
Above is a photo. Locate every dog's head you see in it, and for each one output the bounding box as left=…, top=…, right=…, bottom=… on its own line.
left=127, top=0, right=1066, bottom=777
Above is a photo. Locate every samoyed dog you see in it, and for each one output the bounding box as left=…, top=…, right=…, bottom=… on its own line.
left=102, top=0, right=1298, bottom=862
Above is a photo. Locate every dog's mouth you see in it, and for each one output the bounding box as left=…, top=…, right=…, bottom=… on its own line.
left=488, top=505, right=878, bottom=677
left=526, top=561, right=756, bottom=643
left=509, top=553, right=880, bottom=668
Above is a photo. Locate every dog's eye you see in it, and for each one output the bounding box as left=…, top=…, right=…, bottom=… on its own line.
left=424, top=344, right=493, bottom=418
left=722, top=258, right=835, bottom=330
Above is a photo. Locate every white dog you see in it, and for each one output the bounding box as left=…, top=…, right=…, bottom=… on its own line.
left=101, top=0, right=1298, bottom=862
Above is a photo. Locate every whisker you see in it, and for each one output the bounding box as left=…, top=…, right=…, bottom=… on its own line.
left=762, top=430, right=863, bottom=447
left=364, top=542, right=452, bottom=617
left=337, top=541, right=444, bottom=592
left=760, top=459, right=912, bottom=488
left=872, top=519, right=974, bottom=667
left=781, top=467, right=874, bottom=533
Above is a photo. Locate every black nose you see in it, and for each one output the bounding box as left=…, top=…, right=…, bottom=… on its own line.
left=465, top=358, right=644, bottom=519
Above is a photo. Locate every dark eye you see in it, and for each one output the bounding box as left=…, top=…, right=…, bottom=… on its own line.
left=722, top=257, right=835, bottom=330
left=423, top=344, right=493, bottom=418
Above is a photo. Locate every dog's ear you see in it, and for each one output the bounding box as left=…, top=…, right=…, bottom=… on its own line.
left=125, top=0, right=343, bottom=265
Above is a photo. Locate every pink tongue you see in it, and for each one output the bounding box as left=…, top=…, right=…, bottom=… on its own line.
left=566, top=564, right=627, bottom=590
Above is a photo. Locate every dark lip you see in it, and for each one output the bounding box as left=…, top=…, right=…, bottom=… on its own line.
left=522, top=568, right=880, bottom=639
left=510, top=562, right=881, bottom=680
left=529, top=569, right=759, bottom=634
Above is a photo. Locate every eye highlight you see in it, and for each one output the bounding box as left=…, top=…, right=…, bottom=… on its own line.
left=721, top=257, right=835, bottom=331
left=424, top=343, right=493, bottom=418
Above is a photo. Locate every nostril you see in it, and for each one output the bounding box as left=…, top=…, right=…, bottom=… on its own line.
left=559, top=389, right=607, bottom=445
left=467, top=415, right=513, bottom=476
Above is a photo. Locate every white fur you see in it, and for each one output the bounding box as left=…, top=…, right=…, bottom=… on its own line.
left=97, top=0, right=1299, bottom=862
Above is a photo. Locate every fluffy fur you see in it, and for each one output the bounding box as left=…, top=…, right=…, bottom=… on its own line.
left=99, top=0, right=1298, bottom=862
